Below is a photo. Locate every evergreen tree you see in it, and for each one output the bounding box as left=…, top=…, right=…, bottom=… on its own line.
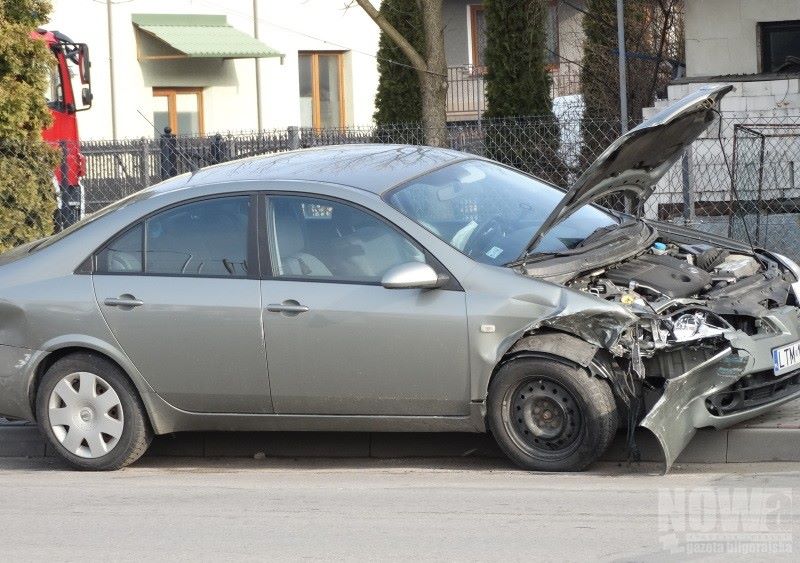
left=483, top=0, right=565, bottom=185
left=373, top=0, right=424, bottom=125
left=0, top=0, right=57, bottom=251
left=483, top=0, right=552, bottom=118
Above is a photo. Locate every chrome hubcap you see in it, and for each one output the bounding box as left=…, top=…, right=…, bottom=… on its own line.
left=48, top=372, right=124, bottom=459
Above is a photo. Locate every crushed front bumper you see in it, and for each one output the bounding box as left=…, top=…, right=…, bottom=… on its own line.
left=640, top=305, right=800, bottom=472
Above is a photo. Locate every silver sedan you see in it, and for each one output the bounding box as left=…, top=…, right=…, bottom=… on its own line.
left=2, top=84, right=800, bottom=471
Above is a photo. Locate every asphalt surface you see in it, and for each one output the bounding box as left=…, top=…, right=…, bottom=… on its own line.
left=2, top=457, right=800, bottom=561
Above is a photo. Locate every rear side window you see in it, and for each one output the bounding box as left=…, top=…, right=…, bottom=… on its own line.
left=96, top=224, right=143, bottom=273
left=95, top=196, right=251, bottom=277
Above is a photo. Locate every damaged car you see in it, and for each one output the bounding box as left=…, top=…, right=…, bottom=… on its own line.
left=1, top=84, right=799, bottom=472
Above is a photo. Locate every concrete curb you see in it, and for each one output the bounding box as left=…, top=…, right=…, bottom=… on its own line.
left=3, top=401, right=799, bottom=463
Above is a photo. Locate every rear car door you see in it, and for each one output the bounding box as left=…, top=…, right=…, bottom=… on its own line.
left=260, top=194, right=470, bottom=416
left=92, top=194, right=271, bottom=413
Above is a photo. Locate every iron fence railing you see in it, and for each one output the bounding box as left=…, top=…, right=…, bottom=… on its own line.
left=446, top=63, right=583, bottom=120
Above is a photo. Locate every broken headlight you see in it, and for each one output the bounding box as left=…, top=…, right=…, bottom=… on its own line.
left=663, top=310, right=730, bottom=343
left=673, top=313, right=704, bottom=341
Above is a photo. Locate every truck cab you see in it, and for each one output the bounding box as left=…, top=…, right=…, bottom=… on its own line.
left=35, top=29, right=92, bottom=229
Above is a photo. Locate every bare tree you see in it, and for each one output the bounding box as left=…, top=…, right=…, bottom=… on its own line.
left=355, top=0, right=448, bottom=147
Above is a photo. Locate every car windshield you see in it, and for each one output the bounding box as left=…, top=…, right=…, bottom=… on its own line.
left=386, top=160, right=618, bottom=266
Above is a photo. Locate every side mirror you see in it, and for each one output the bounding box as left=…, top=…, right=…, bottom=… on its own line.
left=81, top=86, right=93, bottom=107
left=78, top=44, right=91, bottom=84
left=381, top=262, right=446, bottom=290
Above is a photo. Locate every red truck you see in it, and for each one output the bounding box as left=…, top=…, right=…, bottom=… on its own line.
left=34, top=29, right=92, bottom=228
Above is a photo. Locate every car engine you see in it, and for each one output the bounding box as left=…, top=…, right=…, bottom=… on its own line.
left=566, top=239, right=797, bottom=356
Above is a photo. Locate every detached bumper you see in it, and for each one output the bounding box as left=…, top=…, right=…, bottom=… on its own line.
left=641, top=305, right=800, bottom=472
left=0, top=344, right=39, bottom=421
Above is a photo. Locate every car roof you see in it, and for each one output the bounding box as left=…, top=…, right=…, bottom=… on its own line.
left=182, top=144, right=472, bottom=195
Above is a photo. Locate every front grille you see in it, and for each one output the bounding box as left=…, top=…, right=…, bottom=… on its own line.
left=706, top=368, right=800, bottom=416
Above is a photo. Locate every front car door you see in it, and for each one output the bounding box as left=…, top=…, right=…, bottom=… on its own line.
left=260, top=193, right=470, bottom=416
left=92, top=194, right=271, bottom=413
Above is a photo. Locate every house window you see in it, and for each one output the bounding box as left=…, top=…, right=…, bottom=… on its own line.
left=298, top=52, right=345, bottom=129
left=759, top=20, right=800, bottom=73
left=469, top=5, right=487, bottom=69
left=152, top=88, right=204, bottom=137
left=469, top=2, right=559, bottom=69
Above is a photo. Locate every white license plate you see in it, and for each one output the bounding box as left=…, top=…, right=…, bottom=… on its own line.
left=773, top=340, right=800, bottom=375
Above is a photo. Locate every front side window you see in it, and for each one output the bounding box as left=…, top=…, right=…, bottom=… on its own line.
left=387, top=160, right=617, bottom=266
left=96, top=196, right=250, bottom=277
left=267, top=195, right=424, bottom=283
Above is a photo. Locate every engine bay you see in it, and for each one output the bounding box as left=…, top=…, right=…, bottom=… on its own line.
left=566, top=238, right=797, bottom=356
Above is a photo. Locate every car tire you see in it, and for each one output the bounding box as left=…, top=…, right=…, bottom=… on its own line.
left=487, top=357, right=618, bottom=472
left=35, top=353, right=152, bottom=471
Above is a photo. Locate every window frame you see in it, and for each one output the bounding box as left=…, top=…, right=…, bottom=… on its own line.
left=297, top=51, right=346, bottom=129
left=260, top=192, right=461, bottom=290
left=152, top=87, right=205, bottom=136
left=469, top=4, right=486, bottom=71
left=758, top=20, right=800, bottom=73
left=91, top=193, right=261, bottom=280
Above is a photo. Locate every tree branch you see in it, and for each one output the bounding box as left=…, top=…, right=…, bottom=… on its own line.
left=354, top=0, right=428, bottom=72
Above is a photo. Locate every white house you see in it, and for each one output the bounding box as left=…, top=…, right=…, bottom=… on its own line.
left=48, top=1, right=589, bottom=138
left=646, top=0, right=800, bottom=117
left=642, top=0, right=800, bottom=256
left=47, top=0, right=382, bottom=140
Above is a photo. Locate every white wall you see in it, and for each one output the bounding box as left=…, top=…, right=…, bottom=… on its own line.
left=46, top=0, right=381, bottom=140
left=685, top=0, right=800, bottom=77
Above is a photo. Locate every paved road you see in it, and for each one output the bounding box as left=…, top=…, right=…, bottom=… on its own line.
left=2, top=457, right=799, bottom=561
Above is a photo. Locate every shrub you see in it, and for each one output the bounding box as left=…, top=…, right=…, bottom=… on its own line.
left=0, top=0, right=57, bottom=251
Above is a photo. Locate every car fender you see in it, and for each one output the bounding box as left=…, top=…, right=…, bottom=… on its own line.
left=26, top=334, right=157, bottom=423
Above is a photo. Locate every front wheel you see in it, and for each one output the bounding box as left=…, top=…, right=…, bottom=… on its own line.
left=487, top=358, right=618, bottom=472
left=36, top=353, right=152, bottom=471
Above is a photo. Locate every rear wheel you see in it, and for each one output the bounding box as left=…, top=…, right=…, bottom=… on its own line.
left=487, top=358, right=617, bottom=472
left=36, top=353, right=152, bottom=471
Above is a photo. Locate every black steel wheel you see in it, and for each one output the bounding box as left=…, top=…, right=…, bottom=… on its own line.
left=506, top=377, right=583, bottom=460
left=487, top=357, right=618, bottom=472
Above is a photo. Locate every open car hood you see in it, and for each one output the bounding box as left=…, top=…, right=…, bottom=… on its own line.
left=523, top=84, right=734, bottom=255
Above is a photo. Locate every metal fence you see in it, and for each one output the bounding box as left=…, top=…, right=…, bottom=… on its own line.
left=44, top=111, right=800, bottom=263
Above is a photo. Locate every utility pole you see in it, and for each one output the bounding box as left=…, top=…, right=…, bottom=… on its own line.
left=106, top=0, right=118, bottom=140
left=253, top=0, right=263, bottom=132
left=616, top=0, right=628, bottom=133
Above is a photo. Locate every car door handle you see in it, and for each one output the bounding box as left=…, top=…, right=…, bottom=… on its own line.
left=266, top=303, right=309, bottom=314
left=104, top=296, right=144, bottom=308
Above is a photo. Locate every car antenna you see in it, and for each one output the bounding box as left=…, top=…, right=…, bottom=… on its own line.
left=136, top=109, right=201, bottom=176
left=713, top=108, right=757, bottom=255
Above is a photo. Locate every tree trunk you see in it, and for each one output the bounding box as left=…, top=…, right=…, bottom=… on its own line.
left=418, top=0, right=448, bottom=147
left=355, top=0, right=448, bottom=147
left=418, top=69, right=448, bottom=147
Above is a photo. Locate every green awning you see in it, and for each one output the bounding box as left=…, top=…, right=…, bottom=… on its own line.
left=132, top=13, right=282, bottom=59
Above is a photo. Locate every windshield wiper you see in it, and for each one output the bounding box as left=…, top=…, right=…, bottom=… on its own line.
left=575, top=223, right=623, bottom=248
left=504, top=250, right=564, bottom=267
left=506, top=219, right=640, bottom=268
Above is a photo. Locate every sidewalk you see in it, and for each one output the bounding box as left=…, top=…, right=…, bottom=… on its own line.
left=3, top=400, right=800, bottom=463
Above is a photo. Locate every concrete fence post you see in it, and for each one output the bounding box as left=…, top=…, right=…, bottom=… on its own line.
left=139, top=137, right=149, bottom=189
left=288, top=126, right=300, bottom=150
